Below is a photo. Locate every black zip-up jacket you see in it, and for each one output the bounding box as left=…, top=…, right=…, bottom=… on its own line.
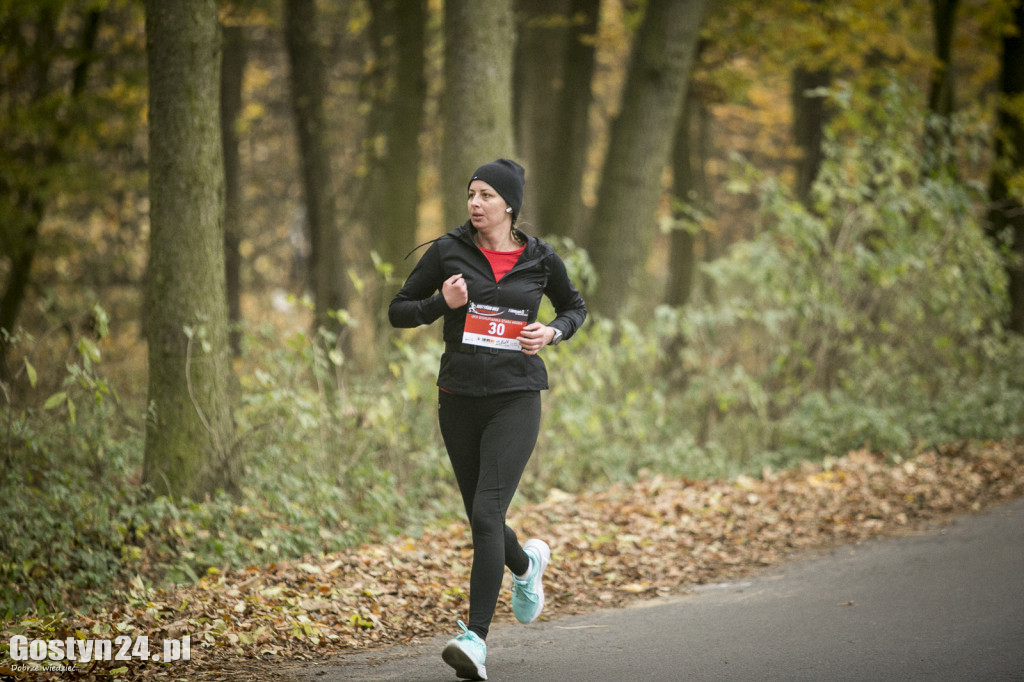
left=389, top=222, right=587, bottom=397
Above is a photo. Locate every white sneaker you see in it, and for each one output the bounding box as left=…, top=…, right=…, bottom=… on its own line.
left=442, top=620, right=487, bottom=680
left=511, top=538, right=551, bottom=624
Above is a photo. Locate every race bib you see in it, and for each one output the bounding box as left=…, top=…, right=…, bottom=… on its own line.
left=462, top=302, right=529, bottom=351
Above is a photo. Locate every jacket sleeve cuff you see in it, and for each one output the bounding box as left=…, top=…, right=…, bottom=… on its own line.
left=547, top=320, right=568, bottom=337
left=428, top=292, right=449, bottom=317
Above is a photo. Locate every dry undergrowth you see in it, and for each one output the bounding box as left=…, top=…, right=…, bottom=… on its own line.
left=3, top=440, right=1022, bottom=681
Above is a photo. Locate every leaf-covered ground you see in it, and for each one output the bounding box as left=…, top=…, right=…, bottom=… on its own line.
left=3, top=440, right=1023, bottom=681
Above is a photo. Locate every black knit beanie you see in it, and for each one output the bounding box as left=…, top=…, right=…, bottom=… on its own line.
left=468, top=158, right=526, bottom=218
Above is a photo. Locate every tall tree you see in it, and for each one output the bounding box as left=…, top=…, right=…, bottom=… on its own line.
left=545, top=0, right=600, bottom=241
left=927, top=0, right=959, bottom=119
left=665, top=92, right=711, bottom=308
left=924, top=0, right=960, bottom=178
left=0, top=3, right=103, bottom=377
left=792, top=66, right=831, bottom=204
left=514, top=0, right=571, bottom=233
left=221, top=20, right=248, bottom=357
left=143, top=0, right=236, bottom=499
left=988, top=0, right=1024, bottom=334
left=790, top=0, right=832, bottom=205
left=284, top=0, right=349, bottom=340
left=364, top=0, right=428, bottom=268
left=587, top=0, right=710, bottom=316
left=442, top=0, right=516, bottom=229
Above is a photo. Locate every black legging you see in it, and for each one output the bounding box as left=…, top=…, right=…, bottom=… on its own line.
left=438, top=389, right=540, bottom=640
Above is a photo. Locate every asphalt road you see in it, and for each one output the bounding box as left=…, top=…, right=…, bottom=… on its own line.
left=288, top=498, right=1024, bottom=682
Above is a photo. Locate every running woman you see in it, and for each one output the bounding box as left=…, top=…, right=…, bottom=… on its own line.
left=388, top=159, right=587, bottom=680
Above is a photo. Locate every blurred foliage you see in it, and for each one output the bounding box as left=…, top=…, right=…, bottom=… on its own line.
left=664, top=77, right=1024, bottom=467
left=0, top=0, right=149, bottom=280
left=0, top=297, right=448, bottom=616
left=3, top=0, right=1024, bottom=623
left=5, top=78, right=1024, bottom=617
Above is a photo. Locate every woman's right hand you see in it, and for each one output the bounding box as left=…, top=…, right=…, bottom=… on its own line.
left=442, top=273, right=468, bottom=309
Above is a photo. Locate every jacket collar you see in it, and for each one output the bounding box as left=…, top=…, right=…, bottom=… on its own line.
left=450, top=221, right=547, bottom=261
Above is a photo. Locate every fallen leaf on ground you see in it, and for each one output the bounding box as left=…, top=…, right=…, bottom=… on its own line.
left=3, top=440, right=1022, bottom=681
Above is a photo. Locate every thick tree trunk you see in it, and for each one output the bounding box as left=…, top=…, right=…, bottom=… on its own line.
left=284, top=0, right=348, bottom=339
left=546, top=0, right=600, bottom=241
left=442, top=0, right=516, bottom=229
left=143, top=0, right=236, bottom=500
left=924, top=0, right=960, bottom=178
left=514, top=0, right=570, bottom=233
left=366, top=0, right=427, bottom=268
left=988, top=0, right=1024, bottom=334
left=587, top=0, right=710, bottom=316
left=221, top=22, right=247, bottom=357
left=385, top=0, right=427, bottom=266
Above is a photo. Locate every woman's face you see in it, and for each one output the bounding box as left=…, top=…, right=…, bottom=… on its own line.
left=467, top=180, right=512, bottom=231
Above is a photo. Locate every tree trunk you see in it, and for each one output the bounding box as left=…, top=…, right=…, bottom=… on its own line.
left=442, top=0, right=516, bottom=229
left=0, top=196, right=42, bottom=380
left=143, top=0, right=236, bottom=500
left=366, top=0, right=427, bottom=268
left=927, top=0, right=958, bottom=118
left=988, top=0, right=1024, bottom=334
left=221, top=22, right=247, bottom=357
left=587, top=0, right=710, bottom=317
left=514, top=0, right=571, bottom=233
left=546, top=0, right=600, bottom=241
left=666, top=93, right=710, bottom=308
left=284, top=0, right=348, bottom=339
left=791, top=0, right=832, bottom=205
left=792, top=65, right=831, bottom=205
left=924, top=0, right=960, bottom=178
left=0, top=8, right=100, bottom=378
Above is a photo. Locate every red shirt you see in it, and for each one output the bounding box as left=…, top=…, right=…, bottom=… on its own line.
left=479, top=245, right=525, bottom=281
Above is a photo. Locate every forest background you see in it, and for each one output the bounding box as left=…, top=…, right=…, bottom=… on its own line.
left=2, top=0, right=1024, bottom=625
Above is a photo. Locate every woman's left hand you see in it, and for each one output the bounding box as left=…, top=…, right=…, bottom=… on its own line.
left=518, top=323, right=554, bottom=356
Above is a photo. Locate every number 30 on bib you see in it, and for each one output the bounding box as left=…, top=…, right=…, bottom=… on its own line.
left=462, top=302, right=529, bottom=351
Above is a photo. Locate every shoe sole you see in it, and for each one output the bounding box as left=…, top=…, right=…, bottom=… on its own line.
left=518, top=539, right=551, bottom=624
left=442, top=642, right=487, bottom=681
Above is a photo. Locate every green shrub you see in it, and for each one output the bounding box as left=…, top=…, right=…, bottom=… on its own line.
left=4, top=76, right=1023, bottom=620
left=652, top=76, right=1024, bottom=470
left=1, top=318, right=145, bottom=616
left=0, top=315, right=458, bottom=617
